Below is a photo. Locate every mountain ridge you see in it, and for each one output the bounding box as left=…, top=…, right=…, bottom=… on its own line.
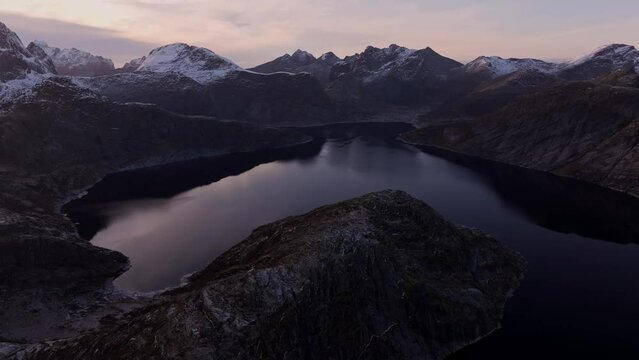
left=27, top=41, right=115, bottom=76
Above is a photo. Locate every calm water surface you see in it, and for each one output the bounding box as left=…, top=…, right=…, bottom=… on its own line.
left=64, top=123, right=639, bottom=358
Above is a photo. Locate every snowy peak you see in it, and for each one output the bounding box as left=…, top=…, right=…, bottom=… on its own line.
left=291, top=49, right=316, bottom=64
left=318, top=52, right=340, bottom=63
left=0, top=22, right=56, bottom=81
left=27, top=41, right=115, bottom=76
left=564, top=44, right=639, bottom=71
left=25, top=42, right=57, bottom=74
left=557, top=44, right=639, bottom=80
left=359, top=44, right=417, bottom=65
left=248, top=49, right=340, bottom=84
left=136, top=43, right=241, bottom=84
left=338, top=44, right=461, bottom=83
left=0, top=22, right=26, bottom=54
left=464, top=56, right=558, bottom=78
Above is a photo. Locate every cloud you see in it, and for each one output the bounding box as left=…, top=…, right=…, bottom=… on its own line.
left=0, top=11, right=158, bottom=66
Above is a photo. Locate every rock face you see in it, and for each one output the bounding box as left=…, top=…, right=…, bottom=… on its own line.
left=401, top=82, right=639, bottom=197
left=0, top=22, right=55, bottom=81
left=23, top=190, right=524, bottom=360
left=26, top=41, right=115, bottom=76
left=249, top=50, right=342, bottom=84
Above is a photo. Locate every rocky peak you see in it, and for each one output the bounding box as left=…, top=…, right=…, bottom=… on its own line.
left=135, top=43, right=241, bottom=84
left=360, top=44, right=415, bottom=62
left=247, top=49, right=338, bottom=84
left=318, top=51, right=340, bottom=63
left=338, top=44, right=460, bottom=83
left=569, top=44, right=639, bottom=66
left=291, top=49, right=315, bottom=64
left=0, top=22, right=26, bottom=54
left=25, top=42, right=57, bottom=74
left=0, top=22, right=56, bottom=82
left=27, top=41, right=115, bottom=76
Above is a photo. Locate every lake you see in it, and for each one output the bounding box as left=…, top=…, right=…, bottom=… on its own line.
left=64, top=123, right=639, bottom=358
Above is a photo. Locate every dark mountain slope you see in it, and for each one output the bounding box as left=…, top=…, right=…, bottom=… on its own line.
left=0, top=78, right=310, bottom=288
left=401, top=82, right=639, bottom=196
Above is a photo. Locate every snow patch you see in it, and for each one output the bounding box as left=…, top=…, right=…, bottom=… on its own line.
left=0, top=73, right=49, bottom=104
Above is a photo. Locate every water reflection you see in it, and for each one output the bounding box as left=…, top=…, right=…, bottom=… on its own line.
left=63, top=122, right=639, bottom=357
left=418, top=146, right=639, bottom=244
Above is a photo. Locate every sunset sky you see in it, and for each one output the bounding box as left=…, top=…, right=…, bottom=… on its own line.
left=1, top=0, right=638, bottom=67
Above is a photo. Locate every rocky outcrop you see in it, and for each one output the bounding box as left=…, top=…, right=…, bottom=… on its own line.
left=21, top=190, right=524, bottom=360
left=401, top=82, right=639, bottom=197
left=26, top=41, right=115, bottom=77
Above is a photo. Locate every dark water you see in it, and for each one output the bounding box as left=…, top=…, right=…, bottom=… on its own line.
left=64, top=123, right=639, bottom=358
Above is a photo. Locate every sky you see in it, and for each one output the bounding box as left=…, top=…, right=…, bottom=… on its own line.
left=1, top=0, right=638, bottom=67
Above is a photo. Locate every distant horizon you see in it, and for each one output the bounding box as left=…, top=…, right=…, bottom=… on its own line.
left=2, top=20, right=628, bottom=68
left=1, top=1, right=638, bottom=67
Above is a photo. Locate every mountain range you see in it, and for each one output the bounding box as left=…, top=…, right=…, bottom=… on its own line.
left=1, top=19, right=638, bottom=193
left=1, top=19, right=638, bottom=359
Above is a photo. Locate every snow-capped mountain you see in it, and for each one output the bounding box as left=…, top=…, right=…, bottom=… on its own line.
left=133, top=43, right=241, bottom=84
left=249, top=49, right=341, bottom=84
left=327, top=44, right=462, bottom=106
left=0, top=22, right=55, bottom=81
left=332, top=44, right=461, bottom=83
left=0, top=22, right=58, bottom=104
left=559, top=44, right=639, bottom=80
left=463, top=56, right=558, bottom=78
left=27, top=41, right=115, bottom=76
